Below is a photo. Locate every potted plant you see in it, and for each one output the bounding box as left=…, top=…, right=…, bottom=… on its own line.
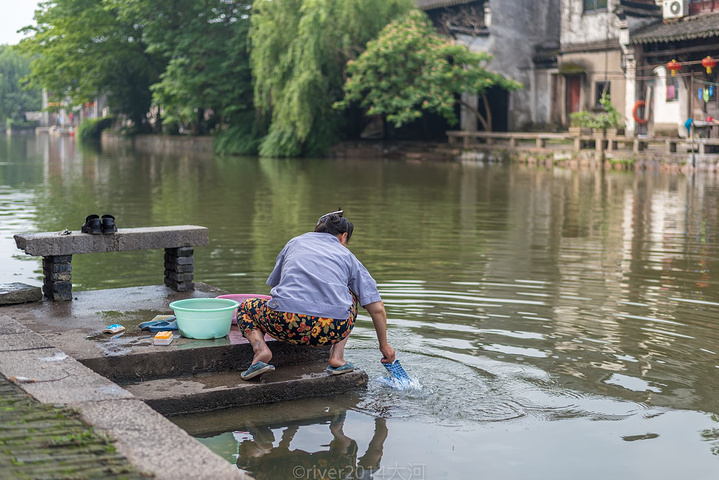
left=569, top=111, right=594, bottom=136
left=598, top=92, right=625, bottom=136
left=569, top=93, right=625, bottom=137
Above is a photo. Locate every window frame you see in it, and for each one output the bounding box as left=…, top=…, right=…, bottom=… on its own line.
left=595, top=81, right=610, bottom=108
left=583, top=0, right=609, bottom=14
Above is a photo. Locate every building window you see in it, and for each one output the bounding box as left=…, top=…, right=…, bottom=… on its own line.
left=595, top=81, right=610, bottom=107
left=666, top=76, right=679, bottom=102
left=584, top=0, right=608, bottom=13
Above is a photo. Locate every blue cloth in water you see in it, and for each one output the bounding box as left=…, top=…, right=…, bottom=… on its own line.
left=139, top=316, right=178, bottom=332
left=383, top=360, right=410, bottom=381
left=378, top=360, right=419, bottom=390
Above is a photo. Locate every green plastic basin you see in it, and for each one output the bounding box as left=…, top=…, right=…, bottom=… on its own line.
left=169, top=298, right=240, bottom=339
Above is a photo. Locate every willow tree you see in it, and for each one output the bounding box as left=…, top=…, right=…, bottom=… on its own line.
left=335, top=10, right=521, bottom=132
left=249, top=0, right=413, bottom=157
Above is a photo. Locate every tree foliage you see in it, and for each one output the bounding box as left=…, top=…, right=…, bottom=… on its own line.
left=0, top=45, right=42, bottom=122
left=14, top=1, right=519, bottom=155
left=124, top=0, right=256, bottom=137
left=335, top=10, right=521, bottom=132
left=76, top=115, right=114, bottom=141
left=249, top=0, right=413, bottom=157
left=17, top=0, right=255, bottom=138
left=18, top=0, right=162, bottom=131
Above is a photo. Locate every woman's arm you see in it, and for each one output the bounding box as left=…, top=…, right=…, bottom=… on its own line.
left=364, top=301, right=396, bottom=363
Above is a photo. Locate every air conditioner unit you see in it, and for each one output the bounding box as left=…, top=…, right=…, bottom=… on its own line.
left=663, top=0, right=687, bottom=19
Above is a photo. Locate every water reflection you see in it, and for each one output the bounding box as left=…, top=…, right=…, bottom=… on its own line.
left=176, top=398, right=392, bottom=479
left=235, top=413, right=386, bottom=480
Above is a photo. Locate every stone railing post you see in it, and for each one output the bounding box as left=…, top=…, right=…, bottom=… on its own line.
left=164, top=247, right=195, bottom=292
left=42, top=255, right=73, bottom=301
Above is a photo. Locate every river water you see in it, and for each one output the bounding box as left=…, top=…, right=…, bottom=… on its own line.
left=2, top=135, right=719, bottom=479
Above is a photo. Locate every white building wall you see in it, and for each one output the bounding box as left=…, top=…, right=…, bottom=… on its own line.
left=459, top=0, right=561, bottom=130
left=561, top=0, right=620, bottom=46
left=652, top=67, right=683, bottom=135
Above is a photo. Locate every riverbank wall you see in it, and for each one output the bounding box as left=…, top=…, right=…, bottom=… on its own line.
left=99, top=130, right=719, bottom=173
left=100, top=131, right=460, bottom=161
left=460, top=148, right=716, bottom=173
left=449, top=130, right=719, bottom=173
left=101, top=131, right=214, bottom=154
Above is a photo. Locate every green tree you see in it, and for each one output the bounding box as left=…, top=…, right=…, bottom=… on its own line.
left=148, top=1, right=256, bottom=139
left=19, top=0, right=258, bottom=142
left=0, top=45, right=42, bottom=122
left=249, top=0, right=413, bottom=157
left=335, top=10, right=521, bottom=132
left=18, top=0, right=163, bottom=131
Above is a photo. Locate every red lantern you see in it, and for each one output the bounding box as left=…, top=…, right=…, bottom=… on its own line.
left=667, top=59, right=682, bottom=76
left=702, top=56, right=716, bottom=74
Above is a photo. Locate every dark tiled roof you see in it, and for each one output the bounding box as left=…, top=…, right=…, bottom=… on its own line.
left=416, top=0, right=477, bottom=10
left=632, top=13, right=719, bottom=44
left=533, top=46, right=559, bottom=67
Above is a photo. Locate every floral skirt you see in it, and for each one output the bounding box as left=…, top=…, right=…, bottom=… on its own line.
left=238, top=294, right=358, bottom=347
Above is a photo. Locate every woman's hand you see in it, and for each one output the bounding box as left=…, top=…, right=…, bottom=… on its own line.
left=365, top=301, right=396, bottom=363
left=380, top=343, right=396, bottom=364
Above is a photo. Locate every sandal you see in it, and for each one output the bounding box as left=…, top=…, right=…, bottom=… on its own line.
left=326, top=362, right=354, bottom=375
left=101, top=214, right=117, bottom=234
left=241, top=361, right=275, bottom=380
left=81, top=214, right=102, bottom=235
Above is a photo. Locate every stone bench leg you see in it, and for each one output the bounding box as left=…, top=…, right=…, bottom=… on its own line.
left=164, top=247, right=195, bottom=292
left=42, top=255, right=72, bottom=301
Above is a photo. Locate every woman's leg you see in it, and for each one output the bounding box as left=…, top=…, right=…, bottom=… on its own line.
left=327, top=292, right=359, bottom=368
left=238, top=298, right=273, bottom=365
left=328, top=336, right=350, bottom=368
left=244, top=329, right=273, bottom=365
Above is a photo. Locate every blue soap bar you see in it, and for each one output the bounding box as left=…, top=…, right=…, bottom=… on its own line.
left=103, top=324, right=125, bottom=334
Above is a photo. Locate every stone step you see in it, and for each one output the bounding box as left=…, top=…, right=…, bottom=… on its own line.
left=80, top=339, right=328, bottom=383
left=122, top=362, right=368, bottom=416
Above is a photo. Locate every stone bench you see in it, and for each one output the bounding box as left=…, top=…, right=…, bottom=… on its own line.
left=14, top=225, right=209, bottom=301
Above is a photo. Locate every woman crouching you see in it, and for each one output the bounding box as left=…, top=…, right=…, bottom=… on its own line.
left=238, top=210, right=395, bottom=380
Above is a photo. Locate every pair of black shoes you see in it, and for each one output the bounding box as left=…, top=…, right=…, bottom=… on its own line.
left=81, top=214, right=117, bottom=235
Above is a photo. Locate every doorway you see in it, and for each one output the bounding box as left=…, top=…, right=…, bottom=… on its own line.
left=566, top=75, right=582, bottom=116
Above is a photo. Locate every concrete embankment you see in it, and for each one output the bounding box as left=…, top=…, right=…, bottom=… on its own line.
left=100, top=131, right=462, bottom=161
left=98, top=129, right=719, bottom=170
left=101, top=131, right=214, bottom=154
left=0, top=283, right=368, bottom=478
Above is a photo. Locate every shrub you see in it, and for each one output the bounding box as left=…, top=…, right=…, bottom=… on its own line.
left=569, top=93, right=625, bottom=131
left=6, top=119, right=39, bottom=128
left=77, top=116, right=114, bottom=141
left=569, top=110, right=595, bottom=128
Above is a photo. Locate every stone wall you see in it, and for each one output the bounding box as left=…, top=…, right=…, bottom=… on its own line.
left=101, top=131, right=214, bottom=154
left=460, top=146, right=715, bottom=173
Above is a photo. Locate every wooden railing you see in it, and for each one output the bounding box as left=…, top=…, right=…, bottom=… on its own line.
left=446, top=131, right=719, bottom=156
